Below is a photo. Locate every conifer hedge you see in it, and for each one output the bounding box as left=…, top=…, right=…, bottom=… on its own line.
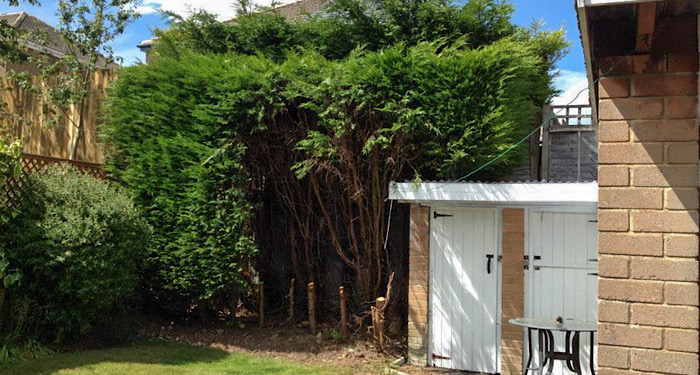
left=103, top=38, right=554, bottom=312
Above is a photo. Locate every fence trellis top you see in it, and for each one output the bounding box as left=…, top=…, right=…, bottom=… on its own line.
left=2, top=153, right=105, bottom=213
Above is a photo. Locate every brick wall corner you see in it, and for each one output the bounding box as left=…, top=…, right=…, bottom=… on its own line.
left=407, top=204, right=430, bottom=366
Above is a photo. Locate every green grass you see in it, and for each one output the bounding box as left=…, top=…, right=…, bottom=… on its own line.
left=0, top=341, right=353, bottom=375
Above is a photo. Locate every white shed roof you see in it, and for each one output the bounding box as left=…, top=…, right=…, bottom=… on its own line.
left=389, top=182, right=598, bottom=205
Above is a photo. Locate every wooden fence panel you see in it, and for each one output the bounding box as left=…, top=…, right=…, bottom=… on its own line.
left=541, top=104, right=598, bottom=182
left=0, top=70, right=114, bottom=164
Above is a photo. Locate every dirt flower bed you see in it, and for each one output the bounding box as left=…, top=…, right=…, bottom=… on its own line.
left=136, top=317, right=462, bottom=375
left=137, top=319, right=391, bottom=374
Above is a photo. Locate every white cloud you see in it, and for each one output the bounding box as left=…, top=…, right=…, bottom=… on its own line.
left=137, top=0, right=299, bottom=20
left=551, top=70, right=590, bottom=106
left=135, top=5, right=159, bottom=15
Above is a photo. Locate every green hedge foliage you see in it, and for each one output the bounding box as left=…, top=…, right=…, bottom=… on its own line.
left=0, top=166, right=150, bottom=342
left=103, top=0, right=568, bottom=314
left=300, top=0, right=518, bottom=59
left=157, top=0, right=520, bottom=61
left=103, top=52, right=260, bottom=314
left=104, top=39, right=552, bottom=310
left=288, top=40, right=548, bottom=178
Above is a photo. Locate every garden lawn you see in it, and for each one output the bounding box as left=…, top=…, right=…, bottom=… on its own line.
left=0, top=341, right=353, bottom=375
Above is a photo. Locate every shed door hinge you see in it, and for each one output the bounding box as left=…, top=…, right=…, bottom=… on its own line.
left=433, top=212, right=453, bottom=219
left=432, top=353, right=451, bottom=360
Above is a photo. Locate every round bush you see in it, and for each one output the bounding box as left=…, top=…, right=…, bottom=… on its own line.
left=0, top=165, right=150, bottom=342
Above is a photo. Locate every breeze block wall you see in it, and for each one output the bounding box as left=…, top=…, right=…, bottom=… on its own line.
left=596, top=17, right=700, bottom=375
left=501, top=208, right=525, bottom=375
left=407, top=204, right=430, bottom=365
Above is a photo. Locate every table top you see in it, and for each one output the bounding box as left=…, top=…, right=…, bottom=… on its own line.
left=509, top=317, right=597, bottom=332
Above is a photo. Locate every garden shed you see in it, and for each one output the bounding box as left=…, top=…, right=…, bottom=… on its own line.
left=389, top=181, right=599, bottom=374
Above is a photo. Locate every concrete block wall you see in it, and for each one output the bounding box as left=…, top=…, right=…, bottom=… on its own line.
left=596, top=39, right=700, bottom=375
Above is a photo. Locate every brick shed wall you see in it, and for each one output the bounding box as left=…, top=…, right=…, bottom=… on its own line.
left=596, top=17, right=700, bottom=375
left=406, top=205, right=526, bottom=372
left=501, top=208, right=525, bottom=375
left=407, top=204, right=430, bottom=365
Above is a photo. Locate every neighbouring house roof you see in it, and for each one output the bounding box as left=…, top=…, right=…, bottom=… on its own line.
left=263, top=0, right=327, bottom=21
left=0, top=12, right=117, bottom=69
left=138, top=0, right=328, bottom=56
left=224, top=0, right=328, bottom=24
left=1, top=12, right=68, bottom=60
left=389, top=181, right=598, bottom=205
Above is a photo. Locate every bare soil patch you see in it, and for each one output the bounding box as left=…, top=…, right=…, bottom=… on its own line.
left=135, top=316, right=469, bottom=375
left=137, top=317, right=394, bottom=374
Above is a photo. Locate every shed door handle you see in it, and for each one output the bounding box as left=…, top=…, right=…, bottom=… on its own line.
left=486, top=254, right=494, bottom=274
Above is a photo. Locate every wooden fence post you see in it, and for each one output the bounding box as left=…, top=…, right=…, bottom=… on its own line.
left=288, top=278, right=295, bottom=322
left=541, top=104, right=551, bottom=181
left=370, top=306, right=377, bottom=338
left=258, top=282, right=265, bottom=327
left=339, top=286, right=348, bottom=339
left=375, top=297, right=386, bottom=352
left=308, top=282, right=317, bottom=334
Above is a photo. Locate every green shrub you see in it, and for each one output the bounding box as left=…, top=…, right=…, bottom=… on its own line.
left=0, top=138, right=21, bottom=184
left=0, top=138, right=23, bottom=309
left=0, top=338, right=55, bottom=362
left=0, top=166, right=150, bottom=342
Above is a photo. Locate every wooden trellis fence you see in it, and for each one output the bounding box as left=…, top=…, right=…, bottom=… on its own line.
left=2, top=153, right=105, bottom=211
left=541, top=104, right=598, bottom=182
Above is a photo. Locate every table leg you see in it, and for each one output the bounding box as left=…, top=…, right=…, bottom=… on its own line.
left=545, top=330, right=555, bottom=375
left=542, top=329, right=552, bottom=368
left=590, top=331, right=596, bottom=375
left=523, top=328, right=534, bottom=375
left=537, top=329, right=546, bottom=375
left=572, top=331, right=583, bottom=375
left=565, top=331, right=577, bottom=372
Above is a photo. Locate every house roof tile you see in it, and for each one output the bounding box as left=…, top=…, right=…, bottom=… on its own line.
left=224, top=0, right=328, bottom=24
left=0, top=11, right=116, bottom=68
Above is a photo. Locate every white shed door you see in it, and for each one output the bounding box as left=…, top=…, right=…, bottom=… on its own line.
left=527, top=210, right=598, bottom=375
left=430, top=207, right=499, bottom=373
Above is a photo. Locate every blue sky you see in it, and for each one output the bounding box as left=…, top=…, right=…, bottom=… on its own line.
left=0, top=0, right=588, bottom=102
left=511, top=1, right=589, bottom=104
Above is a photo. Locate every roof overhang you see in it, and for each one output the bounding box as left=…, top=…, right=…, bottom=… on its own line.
left=576, top=0, right=699, bottom=113
left=389, top=182, right=598, bottom=206
left=577, top=0, right=658, bottom=7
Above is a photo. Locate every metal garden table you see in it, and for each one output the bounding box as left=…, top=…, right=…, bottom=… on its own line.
left=509, top=317, right=597, bottom=375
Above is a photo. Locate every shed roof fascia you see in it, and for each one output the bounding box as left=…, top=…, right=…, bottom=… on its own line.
left=388, top=182, right=598, bottom=205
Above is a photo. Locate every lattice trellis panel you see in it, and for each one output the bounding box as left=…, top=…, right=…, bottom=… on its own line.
left=2, top=153, right=106, bottom=213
